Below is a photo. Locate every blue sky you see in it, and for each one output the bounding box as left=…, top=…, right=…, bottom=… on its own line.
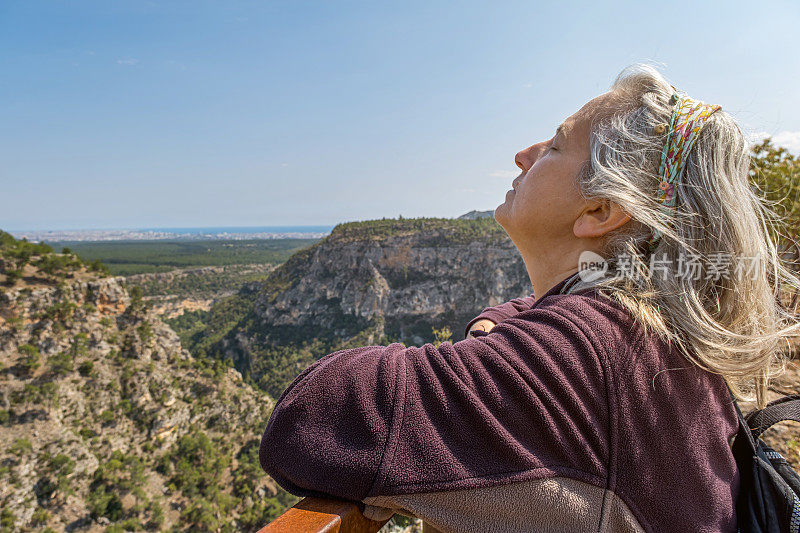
left=2, top=0, right=799, bottom=231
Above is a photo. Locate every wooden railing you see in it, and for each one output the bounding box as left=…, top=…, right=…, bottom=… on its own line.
left=257, top=497, right=390, bottom=533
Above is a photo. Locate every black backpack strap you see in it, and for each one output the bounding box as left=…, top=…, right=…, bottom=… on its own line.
left=745, top=394, right=800, bottom=440
left=727, top=385, right=757, bottom=457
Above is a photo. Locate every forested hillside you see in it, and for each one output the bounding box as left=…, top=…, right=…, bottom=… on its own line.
left=0, top=232, right=295, bottom=532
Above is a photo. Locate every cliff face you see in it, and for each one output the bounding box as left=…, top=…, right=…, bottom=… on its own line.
left=255, top=228, right=530, bottom=342
left=213, top=218, right=532, bottom=397
left=0, top=242, right=288, bottom=531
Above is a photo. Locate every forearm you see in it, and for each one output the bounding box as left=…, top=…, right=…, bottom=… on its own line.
left=466, top=318, right=496, bottom=339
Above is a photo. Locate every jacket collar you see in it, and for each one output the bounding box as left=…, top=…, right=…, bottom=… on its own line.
left=532, top=271, right=599, bottom=309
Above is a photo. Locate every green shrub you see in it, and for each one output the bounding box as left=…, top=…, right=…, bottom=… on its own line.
left=137, top=322, right=153, bottom=344
left=87, top=450, right=146, bottom=523
left=106, top=518, right=141, bottom=532
left=40, top=381, right=58, bottom=403
left=237, top=498, right=288, bottom=530
left=18, top=343, right=39, bottom=357
left=118, top=399, right=132, bottom=415
left=0, top=508, right=16, bottom=529
left=88, top=259, right=110, bottom=275
left=49, top=453, right=75, bottom=477
left=146, top=500, right=164, bottom=530
left=4, top=269, right=22, bottom=285
left=41, top=300, right=77, bottom=322
left=87, top=483, right=123, bottom=522
left=232, top=439, right=262, bottom=498
left=166, top=430, right=229, bottom=502
left=47, top=352, right=74, bottom=375
left=11, top=382, right=58, bottom=405
left=18, top=344, right=40, bottom=374
left=99, top=410, right=115, bottom=426
left=128, top=286, right=145, bottom=313
left=71, top=333, right=89, bottom=358
left=5, top=316, right=22, bottom=332
left=7, top=437, right=32, bottom=456
left=30, top=507, right=50, bottom=526
left=180, top=497, right=219, bottom=531
left=78, top=360, right=94, bottom=377
left=35, top=254, right=82, bottom=275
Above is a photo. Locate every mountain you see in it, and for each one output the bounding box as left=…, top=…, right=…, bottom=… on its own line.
left=456, top=210, right=495, bottom=220
left=0, top=231, right=294, bottom=532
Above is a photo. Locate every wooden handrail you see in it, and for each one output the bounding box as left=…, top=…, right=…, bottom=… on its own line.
left=257, top=496, right=391, bottom=533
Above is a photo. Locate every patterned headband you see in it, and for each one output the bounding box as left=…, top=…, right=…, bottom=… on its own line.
left=647, top=91, right=722, bottom=251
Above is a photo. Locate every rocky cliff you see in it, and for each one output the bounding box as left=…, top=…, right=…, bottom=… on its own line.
left=0, top=233, right=291, bottom=532
left=253, top=217, right=530, bottom=342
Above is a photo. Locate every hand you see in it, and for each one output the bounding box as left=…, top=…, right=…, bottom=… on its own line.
left=467, top=319, right=496, bottom=339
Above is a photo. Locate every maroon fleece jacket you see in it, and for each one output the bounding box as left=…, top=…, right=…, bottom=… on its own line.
left=259, top=273, right=740, bottom=532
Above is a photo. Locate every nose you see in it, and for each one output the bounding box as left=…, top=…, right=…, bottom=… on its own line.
left=514, top=140, right=549, bottom=172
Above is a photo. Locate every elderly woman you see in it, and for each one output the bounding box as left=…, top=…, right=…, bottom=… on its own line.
left=259, top=64, right=800, bottom=532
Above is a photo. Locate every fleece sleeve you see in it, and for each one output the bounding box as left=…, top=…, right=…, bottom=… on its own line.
left=259, top=296, right=612, bottom=502
left=463, top=293, right=537, bottom=338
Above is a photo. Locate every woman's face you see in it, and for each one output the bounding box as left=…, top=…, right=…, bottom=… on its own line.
left=495, top=92, right=613, bottom=254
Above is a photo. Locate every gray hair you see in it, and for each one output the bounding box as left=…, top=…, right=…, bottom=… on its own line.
left=578, top=63, right=800, bottom=409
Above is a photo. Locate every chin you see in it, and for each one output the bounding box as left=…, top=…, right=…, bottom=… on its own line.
left=493, top=203, right=508, bottom=226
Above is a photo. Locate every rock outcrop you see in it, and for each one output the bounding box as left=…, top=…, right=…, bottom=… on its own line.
left=253, top=225, right=530, bottom=342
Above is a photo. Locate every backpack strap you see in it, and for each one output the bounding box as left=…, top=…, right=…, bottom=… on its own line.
left=727, top=385, right=757, bottom=457
left=745, top=394, right=800, bottom=440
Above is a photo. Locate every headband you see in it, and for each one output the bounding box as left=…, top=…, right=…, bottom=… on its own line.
left=647, top=91, right=722, bottom=251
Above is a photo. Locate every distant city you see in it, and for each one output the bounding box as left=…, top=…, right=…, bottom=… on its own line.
left=9, top=225, right=336, bottom=243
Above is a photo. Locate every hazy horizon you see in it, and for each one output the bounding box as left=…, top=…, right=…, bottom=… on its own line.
left=2, top=213, right=493, bottom=234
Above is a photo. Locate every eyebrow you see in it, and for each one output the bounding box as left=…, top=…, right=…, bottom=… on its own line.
left=555, top=123, right=566, bottom=139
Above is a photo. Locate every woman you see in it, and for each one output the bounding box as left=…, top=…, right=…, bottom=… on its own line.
left=259, top=64, right=800, bottom=532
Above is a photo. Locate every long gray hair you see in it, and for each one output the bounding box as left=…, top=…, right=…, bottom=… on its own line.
left=578, top=63, right=800, bottom=409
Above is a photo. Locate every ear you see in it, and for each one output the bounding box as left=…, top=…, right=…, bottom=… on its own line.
left=573, top=199, right=631, bottom=239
